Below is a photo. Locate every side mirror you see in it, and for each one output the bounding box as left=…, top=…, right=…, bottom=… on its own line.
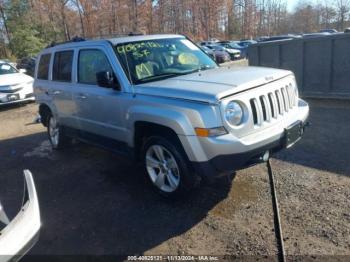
left=96, top=71, right=120, bottom=90
left=19, top=68, right=27, bottom=74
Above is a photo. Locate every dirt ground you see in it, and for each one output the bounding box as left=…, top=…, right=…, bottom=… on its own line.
left=0, top=97, right=349, bottom=261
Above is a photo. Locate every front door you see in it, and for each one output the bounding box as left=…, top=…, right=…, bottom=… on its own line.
left=72, top=48, right=127, bottom=147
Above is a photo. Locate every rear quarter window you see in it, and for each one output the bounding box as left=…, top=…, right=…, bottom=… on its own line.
left=52, top=51, right=74, bottom=82
left=37, top=54, right=51, bottom=80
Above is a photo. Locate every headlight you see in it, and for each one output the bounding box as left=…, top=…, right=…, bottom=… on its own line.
left=225, top=101, right=243, bottom=126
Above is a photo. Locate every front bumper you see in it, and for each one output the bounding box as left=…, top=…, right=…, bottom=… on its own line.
left=192, top=121, right=308, bottom=179
left=0, top=170, right=41, bottom=261
left=0, top=90, right=35, bottom=105
left=229, top=53, right=241, bottom=60
left=188, top=99, right=309, bottom=178
left=192, top=134, right=284, bottom=178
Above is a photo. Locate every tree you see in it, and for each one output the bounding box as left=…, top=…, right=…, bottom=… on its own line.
left=335, top=0, right=350, bottom=30
left=10, top=28, right=46, bottom=57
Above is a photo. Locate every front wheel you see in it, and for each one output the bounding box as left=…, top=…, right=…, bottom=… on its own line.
left=142, top=136, right=199, bottom=197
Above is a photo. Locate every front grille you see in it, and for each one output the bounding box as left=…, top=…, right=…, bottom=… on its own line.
left=250, top=84, right=296, bottom=126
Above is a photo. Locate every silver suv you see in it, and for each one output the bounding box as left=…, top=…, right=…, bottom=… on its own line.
left=34, top=34, right=309, bottom=197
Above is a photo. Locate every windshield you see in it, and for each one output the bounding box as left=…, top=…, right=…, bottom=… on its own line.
left=0, top=63, right=18, bottom=75
left=228, top=43, right=242, bottom=49
left=114, top=38, right=217, bottom=84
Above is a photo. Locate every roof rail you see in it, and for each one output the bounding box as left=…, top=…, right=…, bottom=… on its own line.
left=45, top=32, right=144, bottom=48
left=45, top=36, right=86, bottom=48
left=88, top=32, right=144, bottom=40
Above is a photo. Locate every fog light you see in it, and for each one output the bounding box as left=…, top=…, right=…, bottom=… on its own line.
left=262, top=150, right=270, bottom=162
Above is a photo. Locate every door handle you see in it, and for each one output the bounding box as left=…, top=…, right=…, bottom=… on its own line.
left=52, top=90, right=61, bottom=95
left=77, top=93, right=87, bottom=99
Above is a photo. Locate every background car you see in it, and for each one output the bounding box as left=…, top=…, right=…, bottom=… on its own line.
left=0, top=59, right=17, bottom=68
left=199, top=41, right=217, bottom=46
left=200, top=45, right=215, bottom=60
left=221, top=46, right=241, bottom=60
left=218, top=41, right=247, bottom=58
left=205, top=45, right=231, bottom=63
left=0, top=62, right=35, bottom=105
left=16, top=57, right=36, bottom=77
left=237, top=40, right=257, bottom=58
left=302, top=32, right=331, bottom=38
left=319, top=29, right=338, bottom=33
left=238, top=40, right=257, bottom=47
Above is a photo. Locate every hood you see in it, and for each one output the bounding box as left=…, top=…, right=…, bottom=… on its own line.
left=0, top=73, right=33, bottom=88
left=135, top=66, right=293, bottom=103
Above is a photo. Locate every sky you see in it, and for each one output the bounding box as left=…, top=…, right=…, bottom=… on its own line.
left=286, top=0, right=316, bottom=12
left=286, top=0, right=297, bottom=11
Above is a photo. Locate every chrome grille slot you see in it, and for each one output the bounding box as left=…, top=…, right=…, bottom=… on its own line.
left=250, top=99, right=258, bottom=125
left=281, top=87, right=289, bottom=112
left=259, top=96, right=267, bottom=121
left=275, top=90, right=283, bottom=115
left=268, top=93, right=276, bottom=118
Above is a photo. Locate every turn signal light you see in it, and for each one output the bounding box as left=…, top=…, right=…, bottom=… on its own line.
left=195, top=127, right=227, bottom=137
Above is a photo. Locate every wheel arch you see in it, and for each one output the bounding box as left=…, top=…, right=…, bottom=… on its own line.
left=133, top=121, right=190, bottom=164
left=38, top=103, right=52, bottom=127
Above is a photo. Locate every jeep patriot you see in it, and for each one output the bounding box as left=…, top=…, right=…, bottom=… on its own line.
left=34, top=34, right=309, bottom=196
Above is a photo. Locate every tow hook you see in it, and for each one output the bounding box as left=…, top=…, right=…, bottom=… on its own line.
left=303, top=121, right=310, bottom=130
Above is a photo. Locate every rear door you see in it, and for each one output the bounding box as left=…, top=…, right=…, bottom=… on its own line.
left=50, top=50, right=77, bottom=127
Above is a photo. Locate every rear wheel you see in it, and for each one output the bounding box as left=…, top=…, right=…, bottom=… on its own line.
left=47, top=113, right=70, bottom=150
left=142, top=136, right=199, bottom=197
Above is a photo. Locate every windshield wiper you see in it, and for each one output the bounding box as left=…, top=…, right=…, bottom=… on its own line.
left=184, top=64, right=215, bottom=74
left=139, top=72, right=188, bottom=82
left=138, top=65, right=214, bottom=83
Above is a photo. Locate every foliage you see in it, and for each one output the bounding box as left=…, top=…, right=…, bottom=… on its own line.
left=0, top=0, right=350, bottom=59
left=10, top=28, right=46, bottom=58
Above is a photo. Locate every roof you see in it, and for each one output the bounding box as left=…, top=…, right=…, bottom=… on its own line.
left=108, top=34, right=184, bottom=45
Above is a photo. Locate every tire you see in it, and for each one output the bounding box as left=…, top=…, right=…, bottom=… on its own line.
left=141, top=136, right=199, bottom=198
left=47, top=113, right=70, bottom=150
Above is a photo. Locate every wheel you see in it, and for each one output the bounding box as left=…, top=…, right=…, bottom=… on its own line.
left=47, top=113, right=69, bottom=149
left=142, top=136, right=199, bottom=197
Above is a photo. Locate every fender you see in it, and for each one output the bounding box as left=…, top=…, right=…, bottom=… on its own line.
left=126, top=105, right=195, bottom=146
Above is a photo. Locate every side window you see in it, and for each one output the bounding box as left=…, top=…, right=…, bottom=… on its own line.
left=52, top=51, right=73, bottom=82
left=37, top=54, right=51, bottom=80
left=78, top=49, right=113, bottom=85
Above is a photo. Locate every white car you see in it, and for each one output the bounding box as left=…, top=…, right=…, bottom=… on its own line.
left=0, top=62, right=35, bottom=105
left=0, top=170, right=41, bottom=262
left=222, top=47, right=241, bottom=60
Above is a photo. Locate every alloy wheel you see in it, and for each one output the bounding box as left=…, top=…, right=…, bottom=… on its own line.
left=49, top=116, right=59, bottom=147
left=145, top=145, right=180, bottom=193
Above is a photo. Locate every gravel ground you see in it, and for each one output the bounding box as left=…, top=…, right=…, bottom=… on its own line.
left=0, top=97, right=349, bottom=261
